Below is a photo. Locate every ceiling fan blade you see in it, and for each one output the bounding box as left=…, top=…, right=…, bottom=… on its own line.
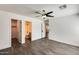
left=35, top=11, right=41, bottom=14
left=46, top=15, right=54, bottom=17
left=46, top=11, right=53, bottom=14
left=35, top=15, right=42, bottom=17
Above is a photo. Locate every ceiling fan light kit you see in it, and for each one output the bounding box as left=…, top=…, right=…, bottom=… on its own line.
left=42, top=15, right=46, bottom=19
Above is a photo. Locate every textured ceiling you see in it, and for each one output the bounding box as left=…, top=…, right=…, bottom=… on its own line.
left=0, top=4, right=78, bottom=18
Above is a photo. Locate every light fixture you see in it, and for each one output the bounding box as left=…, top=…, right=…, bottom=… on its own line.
left=59, top=4, right=67, bottom=9
left=42, top=15, right=46, bottom=19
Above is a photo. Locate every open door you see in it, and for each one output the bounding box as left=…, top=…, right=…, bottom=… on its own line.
left=11, top=19, right=22, bottom=47
left=45, top=20, right=49, bottom=38
left=25, top=21, right=32, bottom=44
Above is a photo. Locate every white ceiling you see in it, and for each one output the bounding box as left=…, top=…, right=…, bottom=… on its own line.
left=0, top=4, right=78, bottom=18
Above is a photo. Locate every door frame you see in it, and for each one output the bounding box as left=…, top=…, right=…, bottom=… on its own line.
left=25, top=21, right=32, bottom=42
left=11, top=19, right=22, bottom=46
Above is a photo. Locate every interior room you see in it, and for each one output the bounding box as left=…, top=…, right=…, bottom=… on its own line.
left=11, top=19, right=22, bottom=47
left=0, top=4, right=79, bottom=55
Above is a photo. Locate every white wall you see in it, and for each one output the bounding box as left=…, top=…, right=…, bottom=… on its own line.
left=32, top=20, right=41, bottom=40
left=0, top=12, right=11, bottom=50
left=0, top=10, right=45, bottom=50
left=49, top=14, right=79, bottom=46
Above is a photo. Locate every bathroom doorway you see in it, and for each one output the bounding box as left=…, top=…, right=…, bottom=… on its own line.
left=25, top=21, right=32, bottom=45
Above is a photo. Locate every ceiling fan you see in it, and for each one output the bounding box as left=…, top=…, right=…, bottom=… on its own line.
left=35, top=10, right=54, bottom=19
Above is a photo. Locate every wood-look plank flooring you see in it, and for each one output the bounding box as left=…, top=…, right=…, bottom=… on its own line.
left=0, top=38, right=79, bottom=55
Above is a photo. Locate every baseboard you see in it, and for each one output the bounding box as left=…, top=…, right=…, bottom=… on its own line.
left=49, top=39, right=79, bottom=47
left=0, top=45, right=11, bottom=50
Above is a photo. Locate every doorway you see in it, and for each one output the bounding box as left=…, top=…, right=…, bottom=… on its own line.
left=11, top=19, right=22, bottom=47
left=25, top=21, right=32, bottom=45
left=45, top=20, right=49, bottom=38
